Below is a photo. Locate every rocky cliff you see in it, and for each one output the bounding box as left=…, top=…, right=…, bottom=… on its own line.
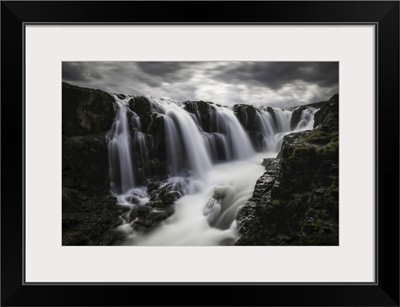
left=236, top=94, right=339, bottom=245
left=62, top=83, right=128, bottom=245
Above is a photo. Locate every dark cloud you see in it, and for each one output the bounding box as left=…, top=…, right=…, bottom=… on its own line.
left=136, top=62, right=201, bottom=85
left=215, top=62, right=338, bottom=90
left=136, top=62, right=187, bottom=76
left=62, top=62, right=88, bottom=81
left=63, top=62, right=104, bottom=82
left=62, top=61, right=338, bottom=107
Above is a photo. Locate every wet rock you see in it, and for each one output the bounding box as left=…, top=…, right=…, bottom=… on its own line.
left=266, top=107, right=278, bottom=127
left=184, top=100, right=215, bottom=132
left=116, top=94, right=126, bottom=99
left=131, top=206, right=175, bottom=231
left=159, top=190, right=182, bottom=206
left=147, top=113, right=167, bottom=161
left=147, top=179, right=162, bottom=194
left=233, top=104, right=259, bottom=131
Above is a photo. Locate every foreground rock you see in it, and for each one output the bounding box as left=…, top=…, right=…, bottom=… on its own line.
left=236, top=94, right=339, bottom=245
left=124, top=177, right=188, bottom=232
left=62, top=188, right=129, bottom=245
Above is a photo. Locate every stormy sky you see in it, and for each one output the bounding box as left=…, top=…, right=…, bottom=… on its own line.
left=62, top=62, right=338, bottom=107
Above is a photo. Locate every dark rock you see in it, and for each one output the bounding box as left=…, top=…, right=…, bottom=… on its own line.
left=131, top=206, right=175, bottom=230
left=159, top=190, right=182, bottom=206
left=266, top=107, right=278, bottom=127
left=128, top=96, right=152, bottom=115
left=62, top=189, right=129, bottom=245
left=147, top=113, right=167, bottom=161
left=184, top=101, right=215, bottom=132
left=233, top=104, right=259, bottom=132
left=126, top=176, right=186, bottom=233
left=147, top=179, right=162, bottom=194
left=62, top=133, right=109, bottom=191
left=233, top=104, right=265, bottom=150
left=128, top=96, right=155, bottom=133
left=62, top=83, right=131, bottom=245
left=128, top=205, right=152, bottom=221
left=313, top=94, right=339, bottom=129
left=62, top=82, right=115, bottom=136
left=236, top=158, right=280, bottom=234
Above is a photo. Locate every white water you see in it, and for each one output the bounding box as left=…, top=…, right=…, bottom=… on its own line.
left=120, top=153, right=275, bottom=246
left=164, top=105, right=212, bottom=179
left=108, top=95, right=317, bottom=245
left=255, top=107, right=317, bottom=153
left=213, top=108, right=255, bottom=160
left=107, top=96, right=135, bottom=194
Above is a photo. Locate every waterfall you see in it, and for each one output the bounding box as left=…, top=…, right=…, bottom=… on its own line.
left=296, top=107, right=317, bottom=130
left=213, top=108, right=255, bottom=160
left=106, top=94, right=317, bottom=245
left=256, top=111, right=279, bottom=152
left=164, top=105, right=212, bottom=179
left=273, top=108, right=292, bottom=132
left=107, top=96, right=135, bottom=194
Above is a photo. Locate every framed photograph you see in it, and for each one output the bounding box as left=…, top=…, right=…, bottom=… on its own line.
left=1, top=1, right=399, bottom=306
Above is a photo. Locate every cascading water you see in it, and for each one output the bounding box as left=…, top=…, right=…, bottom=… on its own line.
left=296, top=107, right=317, bottom=130
left=164, top=105, right=212, bottom=179
left=108, top=94, right=317, bottom=245
left=213, top=108, right=255, bottom=160
left=107, top=96, right=135, bottom=195
left=255, top=107, right=318, bottom=153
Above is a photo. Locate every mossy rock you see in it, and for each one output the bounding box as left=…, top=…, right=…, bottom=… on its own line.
left=236, top=94, right=339, bottom=246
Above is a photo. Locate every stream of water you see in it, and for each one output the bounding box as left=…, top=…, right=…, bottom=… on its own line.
left=107, top=95, right=317, bottom=245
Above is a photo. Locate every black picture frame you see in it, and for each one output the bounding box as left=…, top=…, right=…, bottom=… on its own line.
left=1, top=1, right=399, bottom=306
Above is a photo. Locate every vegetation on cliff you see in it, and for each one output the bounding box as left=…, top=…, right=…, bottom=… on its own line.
left=236, top=94, right=339, bottom=245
